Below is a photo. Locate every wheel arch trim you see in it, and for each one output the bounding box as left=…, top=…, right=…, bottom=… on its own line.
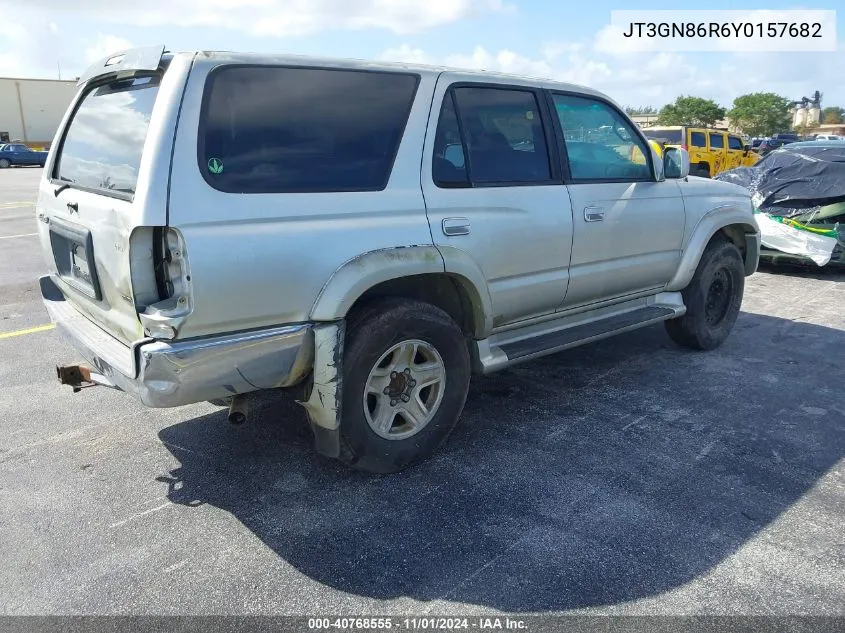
left=309, top=245, right=494, bottom=338
left=667, top=206, right=758, bottom=291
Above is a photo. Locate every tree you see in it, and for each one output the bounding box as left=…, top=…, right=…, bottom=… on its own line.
left=822, top=106, right=844, bottom=124
left=625, top=105, right=658, bottom=115
left=657, top=96, right=725, bottom=127
left=727, top=92, right=791, bottom=137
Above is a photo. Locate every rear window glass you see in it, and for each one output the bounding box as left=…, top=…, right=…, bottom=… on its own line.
left=690, top=132, right=706, bottom=147
left=709, top=133, right=724, bottom=148
left=643, top=129, right=682, bottom=145
left=199, top=66, right=419, bottom=193
left=56, top=76, right=160, bottom=197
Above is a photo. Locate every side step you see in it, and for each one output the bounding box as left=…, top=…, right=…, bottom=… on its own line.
left=503, top=305, right=675, bottom=360
left=502, top=305, right=675, bottom=361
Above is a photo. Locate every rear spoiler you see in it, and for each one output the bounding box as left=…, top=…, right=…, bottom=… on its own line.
left=77, top=45, right=166, bottom=87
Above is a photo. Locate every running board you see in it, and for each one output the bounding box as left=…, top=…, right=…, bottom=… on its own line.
left=473, top=297, right=684, bottom=374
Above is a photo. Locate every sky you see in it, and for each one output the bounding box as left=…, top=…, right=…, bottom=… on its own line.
left=1, top=0, right=843, bottom=110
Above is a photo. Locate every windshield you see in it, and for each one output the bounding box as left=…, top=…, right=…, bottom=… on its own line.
left=56, top=75, right=160, bottom=197
left=643, top=129, right=682, bottom=145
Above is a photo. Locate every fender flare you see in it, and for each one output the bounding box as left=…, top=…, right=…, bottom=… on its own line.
left=309, top=245, right=494, bottom=337
left=666, top=205, right=758, bottom=291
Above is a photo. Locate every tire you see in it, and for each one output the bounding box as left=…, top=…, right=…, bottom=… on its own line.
left=665, top=238, right=745, bottom=351
left=0, top=159, right=10, bottom=169
left=337, top=298, right=471, bottom=473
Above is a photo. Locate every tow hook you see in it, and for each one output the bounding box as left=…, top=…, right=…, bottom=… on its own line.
left=228, top=394, right=249, bottom=425
left=56, top=364, right=97, bottom=393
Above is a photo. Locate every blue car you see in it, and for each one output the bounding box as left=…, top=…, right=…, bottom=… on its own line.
left=0, top=143, right=48, bottom=168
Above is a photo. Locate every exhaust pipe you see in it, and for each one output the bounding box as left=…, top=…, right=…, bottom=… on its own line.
left=228, top=394, right=249, bottom=425
left=56, top=364, right=100, bottom=393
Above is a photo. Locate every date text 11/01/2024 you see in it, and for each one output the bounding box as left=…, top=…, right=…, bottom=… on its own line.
left=307, top=618, right=528, bottom=630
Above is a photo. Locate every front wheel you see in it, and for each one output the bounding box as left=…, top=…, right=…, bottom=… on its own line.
left=665, top=238, right=745, bottom=351
left=337, top=299, right=471, bottom=473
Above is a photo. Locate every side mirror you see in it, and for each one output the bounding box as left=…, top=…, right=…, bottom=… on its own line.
left=651, top=144, right=665, bottom=181
left=663, top=147, right=690, bottom=179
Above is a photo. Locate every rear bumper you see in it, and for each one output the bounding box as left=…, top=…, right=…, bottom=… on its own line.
left=40, top=275, right=314, bottom=407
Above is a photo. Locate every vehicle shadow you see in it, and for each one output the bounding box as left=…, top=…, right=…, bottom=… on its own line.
left=156, top=312, right=844, bottom=612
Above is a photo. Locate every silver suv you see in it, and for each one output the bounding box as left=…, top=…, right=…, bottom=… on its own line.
left=38, top=47, right=760, bottom=472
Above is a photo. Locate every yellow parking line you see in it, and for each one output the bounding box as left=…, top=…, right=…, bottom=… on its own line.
left=0, top=323, right=55, bottom=340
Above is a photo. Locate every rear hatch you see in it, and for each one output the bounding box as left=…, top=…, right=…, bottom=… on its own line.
left=36, top=49, right=180, bottom=346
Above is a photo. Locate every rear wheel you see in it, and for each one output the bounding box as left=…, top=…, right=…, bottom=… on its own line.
left=0, top=159, right=10, bottom=169
left=337, top=299, right=471, bottom=473
left=665, top=238, right=745, bottom=351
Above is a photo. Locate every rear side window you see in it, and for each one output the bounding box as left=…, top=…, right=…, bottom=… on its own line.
left=56, top=75, right=160, bottom=197
left=690, top=131, right=707, bottom=147
left=709, top=133, right=724, bottom=149
left=199, top=66, right=419, bottom=193
left=728, top=136, right=744, bottom=150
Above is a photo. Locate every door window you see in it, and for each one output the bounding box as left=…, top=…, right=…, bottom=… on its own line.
left=690, top=131, right=707, bottom=148
left=728, top=135, right=744, bottom=150
left=432, top=93, right=469, bottom=187
left=450, top=86, right=551, bottom=184
left=709, top=133, right=724, bottom=149
left=552, top=94, right=652, bottom=181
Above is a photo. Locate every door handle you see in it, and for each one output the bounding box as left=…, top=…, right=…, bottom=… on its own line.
left=442, top=217, right=470, bottom=236
left=584, top=206, right=605, bottom=222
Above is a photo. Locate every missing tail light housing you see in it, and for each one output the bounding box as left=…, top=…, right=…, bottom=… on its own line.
left=139, top=227, right=192, bottom=340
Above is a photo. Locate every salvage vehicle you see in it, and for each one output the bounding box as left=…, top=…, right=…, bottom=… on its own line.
left=716, top=141, right=845, bottom=267
left=0, top=142, right=48, bottom=168
left=643, top=126, right=759, bottom=178
left=38, top=47, right=760, bottom=472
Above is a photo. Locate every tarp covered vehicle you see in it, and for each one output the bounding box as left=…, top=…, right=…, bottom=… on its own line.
left=715, top=141, right=845, bottom=266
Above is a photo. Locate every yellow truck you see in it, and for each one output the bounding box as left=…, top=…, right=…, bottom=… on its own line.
left=642, top=126, right=759, bottom=177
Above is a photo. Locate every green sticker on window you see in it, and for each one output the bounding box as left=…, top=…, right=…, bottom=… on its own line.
left=207, top=157, right=224, bottom=174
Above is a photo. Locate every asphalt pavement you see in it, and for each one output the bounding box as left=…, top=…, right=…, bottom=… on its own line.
left=0, top=168, right=843, bottom=615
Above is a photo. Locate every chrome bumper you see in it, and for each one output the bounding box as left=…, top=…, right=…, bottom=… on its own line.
left=40, top=275, right=314, bottom=407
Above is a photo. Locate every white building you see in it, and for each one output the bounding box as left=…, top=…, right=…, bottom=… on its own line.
left=0, top=77, right=78, bottom=148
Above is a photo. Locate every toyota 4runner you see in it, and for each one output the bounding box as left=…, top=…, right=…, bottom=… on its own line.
left=38, top=47, right=761, bottom=473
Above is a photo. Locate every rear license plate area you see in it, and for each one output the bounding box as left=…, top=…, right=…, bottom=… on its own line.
left=49, top=219, right=102, bottom=301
